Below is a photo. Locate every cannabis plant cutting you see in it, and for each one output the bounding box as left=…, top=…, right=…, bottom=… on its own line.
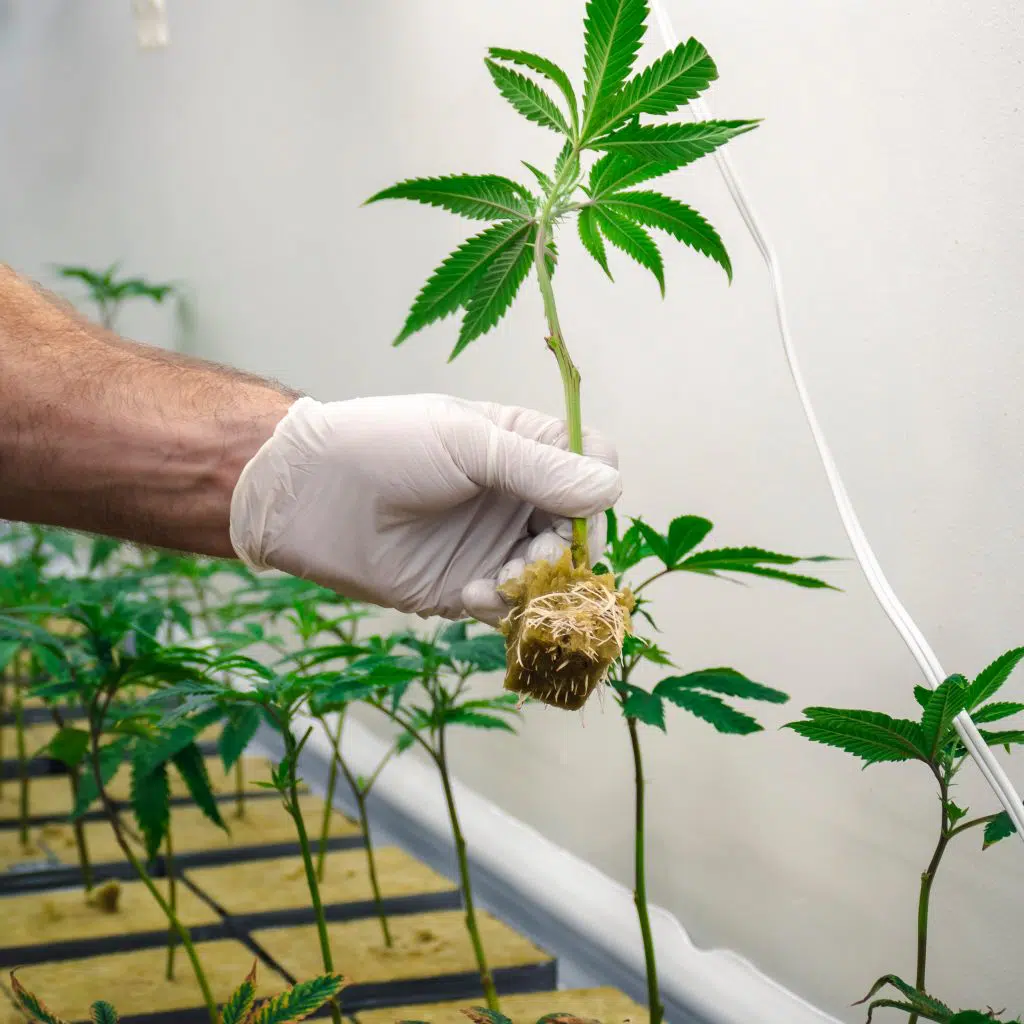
left=785, top=648, right=1024, bottom=1022
left=54, top=263, right=176, bottom=331
left=367, top=0, right=758, bottom=710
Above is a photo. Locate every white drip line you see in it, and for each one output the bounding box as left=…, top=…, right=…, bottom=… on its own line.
left=649, top=0, right=1024, bottom=843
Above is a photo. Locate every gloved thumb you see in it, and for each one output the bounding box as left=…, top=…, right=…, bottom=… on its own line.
left=467, top=420, right=621, bottom=518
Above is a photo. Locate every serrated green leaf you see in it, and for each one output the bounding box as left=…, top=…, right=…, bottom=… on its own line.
left=946, top=801, right=968, bottom=824
left=621, top=635, right=674, bottom=666
left=615, top=682, right=665, bottom=730
left=10, top=972, right=72, bottom=1024
left=522, top=162, right=554, bottom=192
left=45, top=726, right=90, bottom=768
left=172, top=742, right=226, bottom=830
left=589, top=152, right=685, bottom=198
left=600, top=190, right=732, bottom=280
left=446, top=633, right=507, bottom=672
left=595, top=207, right=664, bottom=294
left=488, top=48, right=578, bottom=134
left=588, top=37, right=717, bottom=139
left=913, top=685, right=933, bottom=709
left=632, top=520, right=670, bottom=565
left=578, top=206, right=612, bottom=280
left=220, top=962, right=258, bottom=1024
left=656, top=668, right=788, bottom=705
left=785, top=709, right=929, bottom=765
left=444, top=709, right=518, bottom=732
left=89, top=1001, right=119, bottom=1024
left=0, top=640, right=22, bottom=673
left=591, top=119, right=760, bottom=166
left=485, top=60, right=570, bottom=136
left=680, top=546, right=834, bottom=588
left=249, top=973, right=345, bottom=1024
left=853, top=976, right=953, bottom=1017
left=220, top=705, right=262, bottom=771
left=72, top=736, right=132, bottom=820
left=978, top=728, right=1024, bottom=748
left=453, top=224, right=534, bottom=357
left=983, top=810, right=1017, bottom=848
left=393, top=220, right=529, bottom=345
left=967, top=647, right=1024, bottom=709
left=664, top=515, right=713, bottom=564
left=922, top=675, right=968, bottom=757
left=661, top=687, right=762, bottom=734
left=131, top=757, right=170, bottom=860
left=366, top=174, right=532, bottom=222
left=554, top=139, right=578, bottom=182
left=970, top=701, right=1024, bottom=724
left=950, top=1013, right=1006, bottom=1024
left=581, top=0, right=648, bottom=132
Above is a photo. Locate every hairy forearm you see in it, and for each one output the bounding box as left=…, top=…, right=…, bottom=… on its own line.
left=0, top=265, right=296, bottom=557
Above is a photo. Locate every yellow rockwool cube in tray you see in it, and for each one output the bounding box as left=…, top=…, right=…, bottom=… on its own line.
left=159, top=794, right=357, bottom=855
left=38, top=817, right=135, bottom=867
left=0, top=829, right=51, bottom=872
left=188, top=846, right=455, bottom=915
left=0, top=723, right=58, bottom=761
left=0, top=776, right=77, bottom=821
left=0, top=876, right=218, bottom=948
left=355, top=987, right=646, bottom=1024
left=0, top=940, right=285, bottom=1022
left=255, top=910, right=550, bottom=987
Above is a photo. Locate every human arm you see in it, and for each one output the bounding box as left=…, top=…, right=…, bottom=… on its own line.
left=0, top=264, right=621, bottom=621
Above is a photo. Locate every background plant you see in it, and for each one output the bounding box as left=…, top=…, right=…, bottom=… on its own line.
left=785, top=649, right=1024, bottom=1022
left=54, top=262, right=176, bottom=331
left=597, top=509, right=833, bottom=1024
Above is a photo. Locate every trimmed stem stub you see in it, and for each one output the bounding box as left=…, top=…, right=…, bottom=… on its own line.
left=500, top=551, right=633, bottom=710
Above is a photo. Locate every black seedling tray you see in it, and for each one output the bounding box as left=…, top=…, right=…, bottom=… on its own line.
left=151, top=832, right=365, bottom=874
left=0, top=854, right=159, bottom=897
left=0, top=920, right=231, bottom=969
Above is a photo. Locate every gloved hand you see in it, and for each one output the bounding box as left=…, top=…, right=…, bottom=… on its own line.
left=229, top=395, right=620, bottom=625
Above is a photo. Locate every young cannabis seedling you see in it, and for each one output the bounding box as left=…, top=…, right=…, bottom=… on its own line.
left=368, top=0, right=758, bottom=710
left=785, top=648, right=1024, bottom=1022
left=334, top=623, right=518, bottom=1012
left=852, top=975, right=1021, bottom=1024
left=54, top=262, right=176, bottom=331
left=10, top=960, right=345, bottom=1024
left=601, top=509, right=832, bottom=1024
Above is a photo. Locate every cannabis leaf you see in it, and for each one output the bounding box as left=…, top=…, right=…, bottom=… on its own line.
left=365, top=175, right=532, bottom=222
left=10, top=972, right=73, bottom=1024
left=966, top=647, right=1024, bottom=709
left=680, top=546, right=837, bottom=589
left=485, top=60, right=571, bottom=136
left=655, top=685, right=763, bottom=734
left=785, top=708, right=929, bottom=765
left=594, top=206, right=665, bottom=293
left=453, top=224, right=535, bottom=357
left=577, top=206, right=612, bottom=279
left=616, top=682, right=666, bottom=730
left=172, top=742, right=225, bottom=829
left=658, top=668, right=789, bottom=705
left=488, top=48, right=579, bottom=134
left=130, top=756, right=170, bottom=861
left=89, top=1003, right=119, bottom=1024
left=983, top=810, right=1017, bottom=849
left=220, top=962, right=258, bottom=1024
left=390, top=221, right=531, bottom=346
left=921, top=676, right=968, bottom=758
left=581, top=0, right=648, bottom=135
left=633, top=515, right=713, bottom=568
left=590, top=119, right=759, bottom=165
left=587, top=37, right=717, bottom=138
left=249, top=972, right=345, bottom=1024
left=598, top=191, right=732, bottom=279
left=220, top=705, right=262, bottom=771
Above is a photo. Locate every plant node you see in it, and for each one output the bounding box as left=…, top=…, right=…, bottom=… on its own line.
left=500, top=551, right=633, bottom=710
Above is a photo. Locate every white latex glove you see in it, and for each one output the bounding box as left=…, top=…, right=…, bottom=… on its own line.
left=229, top=395, right=619, bottom=625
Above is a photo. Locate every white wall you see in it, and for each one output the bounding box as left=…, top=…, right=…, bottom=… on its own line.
left=2, top=1, right=1022, bottom=1017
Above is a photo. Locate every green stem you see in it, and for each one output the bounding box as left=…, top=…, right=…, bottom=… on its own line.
left=909, top=774, right=952, bottom=1024
left=535, top=160, right=587, bottom=568
left=235, top=758, right=245, bottom=820
left=627, top=716, right=663, bottom=1024
left=437, top=729, right=499, bottom=1012
left=51, top=707, right=93, bottom=892
left=355, top=790, right=392, bottom=947
left=14, top=678, right=28, bottom=845
left=282, top=727, right=343, bottom=1024
left=0, top=669, right=6, bottom=799
left=317, top=713, right=345, bottom=882
left=165, top=824, right=178, bottom=980
left=87, top=711, right=217, bottom=1024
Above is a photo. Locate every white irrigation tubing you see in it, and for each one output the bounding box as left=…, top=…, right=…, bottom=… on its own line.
left=649, top=0, right=1024, bottom=842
